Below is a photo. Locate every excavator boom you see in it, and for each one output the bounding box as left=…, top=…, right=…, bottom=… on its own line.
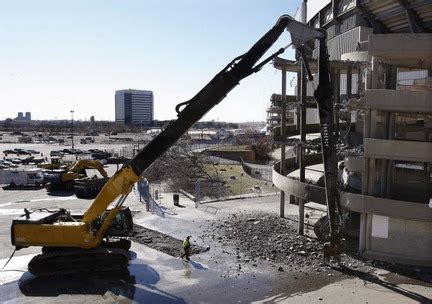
left=69, top=159, right=108, bottom=178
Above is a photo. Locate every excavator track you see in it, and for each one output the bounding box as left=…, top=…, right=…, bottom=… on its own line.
left=74, top=177, right=109, bottom=199
left=28, top=247, right=129, bottom=276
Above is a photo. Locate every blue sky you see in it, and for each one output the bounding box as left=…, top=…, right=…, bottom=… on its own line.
left=0, top=0, right=303, bottom=122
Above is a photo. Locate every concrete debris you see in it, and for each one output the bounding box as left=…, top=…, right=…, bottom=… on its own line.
left=203, top=213, right=326, bottom=271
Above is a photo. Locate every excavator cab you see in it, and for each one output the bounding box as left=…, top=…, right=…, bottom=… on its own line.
left=101, top=207, right=134, bottom=237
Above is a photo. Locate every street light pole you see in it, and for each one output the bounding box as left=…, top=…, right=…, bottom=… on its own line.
left=71, top=110, right=74, bottom=150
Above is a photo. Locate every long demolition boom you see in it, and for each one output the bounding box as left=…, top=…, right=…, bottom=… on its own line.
left=81, top=15, right=329, bottom=242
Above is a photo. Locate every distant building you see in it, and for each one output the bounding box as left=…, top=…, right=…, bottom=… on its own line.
left=115, top=89, right=154, bottom=125
left=15, top=111, right=31, bottom=121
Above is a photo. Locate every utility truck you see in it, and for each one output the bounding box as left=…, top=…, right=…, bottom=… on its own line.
left=0, top=169, right=44, bottom=187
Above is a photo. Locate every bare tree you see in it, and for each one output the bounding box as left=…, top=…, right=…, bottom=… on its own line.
left=251, top=136, right=273, bottom=161
left=144, top=139, right=229, bottom=198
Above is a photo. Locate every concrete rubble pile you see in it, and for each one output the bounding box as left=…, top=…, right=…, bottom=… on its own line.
left=203, top=213, right=338, bottom=272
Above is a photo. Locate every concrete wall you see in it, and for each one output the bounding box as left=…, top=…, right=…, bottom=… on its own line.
left=365, top=215, right=432, bottom=266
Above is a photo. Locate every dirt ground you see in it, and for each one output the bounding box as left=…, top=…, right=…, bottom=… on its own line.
left=130, top=224, right=208, bottom=257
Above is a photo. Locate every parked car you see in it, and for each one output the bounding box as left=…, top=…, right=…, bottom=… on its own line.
left=3, top=149, right=16, bottom=155
left=14, top=148, right=31, bottom=155
left=91, top=151, right=112, bottom=160
left=50, top=150, right=63, bottom=157
left=21, top=156, right=45, bottom=165
left=61, top=148, right=76, bottom=155
left=10, top=159, right=22, bottom=165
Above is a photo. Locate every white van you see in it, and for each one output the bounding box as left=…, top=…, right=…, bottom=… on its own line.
left=0, top=169, right=44, bottom=186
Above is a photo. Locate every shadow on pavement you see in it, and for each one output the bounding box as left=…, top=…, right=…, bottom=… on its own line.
left=19, top=270, right=136, bottom=298
left=18, top=263, right=186, bottom=303
left=189, top=260, right=207, bottom=270
left=2, top=185, right=45, bottom=191
left=46, top=191, right=75, bottom=197
left=334, top=265, right=432, bottom=304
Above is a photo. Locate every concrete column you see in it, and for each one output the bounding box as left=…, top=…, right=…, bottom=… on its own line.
left=296, top=71, right=301, bottom=132
left=379, top=64, right=395, bottom=198
left=365, top=64, right=372, bottom=91
left=367, top=158, right=376, bottom=196
left=371, top=56, right=384, bottom=89
left=359, top=213, right=366, bottom=253
left=370, top=110, right=380, bottom=139
left=346, top=65, right=352, bottom=97
left=357, top=68, right=363, bottom=94
left=345, top=65, right=352, bottom=141
left=280, top=68, right=287, bottom=218
left=386, top=116, right=395, bottom=198
left=362, top=108, right=371, bottom=195
left=362, top=152, right=369, bottom=194
left=364, top=109, right=371, bottom=139
left=379, top=159, right=388, bottom=197
left=386, top=66, right=397, bottom=197
left=360, top=58, right=376, bottom=255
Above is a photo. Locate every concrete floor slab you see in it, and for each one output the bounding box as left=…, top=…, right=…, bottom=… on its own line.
left=368, top=33, right=432, bottom=69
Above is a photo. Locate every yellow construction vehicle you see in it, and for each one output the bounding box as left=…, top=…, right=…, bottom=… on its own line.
left=11, top=15, right=341, bottom=275
left=37, top=156, right=66, bottom=170
left=44, top=159, right=108, bottom=192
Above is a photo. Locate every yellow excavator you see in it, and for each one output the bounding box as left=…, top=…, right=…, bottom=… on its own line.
left=11, top=15, right=342, bottom=275
left=38, top=156, right=66, bottom=170
left=44, top=159, right=108, bottom=193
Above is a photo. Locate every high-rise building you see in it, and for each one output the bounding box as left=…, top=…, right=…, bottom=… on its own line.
left=15, top=112, right=31, bottom=121
left=115, top=89, right=154, bottom=125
